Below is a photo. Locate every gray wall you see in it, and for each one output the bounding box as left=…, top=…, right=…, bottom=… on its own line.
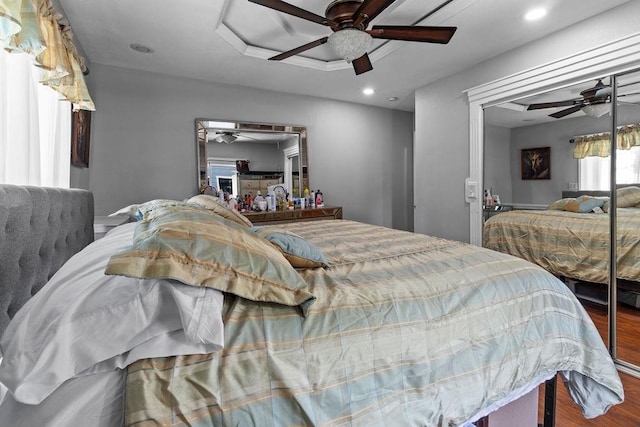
left=509, top=123, right=576, bottom=206
left=209, top=140, right=284, bottom=172
left=79, top=64, right=414, bottom=231
left=484, top=125, right=513, bottom=204
left=414, top=1, right=640, bottom=242
left=486, top=104, right=640, bottom=207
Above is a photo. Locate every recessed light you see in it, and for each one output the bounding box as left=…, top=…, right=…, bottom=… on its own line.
left=524, top=8, right=547, bottom=21
left=388, top=97, right=399, bottom=102
left=130, top=43, right=154, bottom=53
left=363, top=88, right=375, bottom=96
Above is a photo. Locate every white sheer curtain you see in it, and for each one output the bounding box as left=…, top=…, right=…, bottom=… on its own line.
left=617, top=146, right=640, bottom=184
left=0, top=49, right=70, bottom=187
left=578, top=146, right=640, bottom=191
left=579, top=155, right=610, bottom=191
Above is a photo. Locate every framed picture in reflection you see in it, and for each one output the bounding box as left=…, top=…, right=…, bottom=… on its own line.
left=521, top=146, right=550, bottom=180
left=71, top=109, right=91, bottom=168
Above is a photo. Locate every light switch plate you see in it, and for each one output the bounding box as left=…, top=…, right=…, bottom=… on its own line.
left=465, top=178, right=478, bottom=202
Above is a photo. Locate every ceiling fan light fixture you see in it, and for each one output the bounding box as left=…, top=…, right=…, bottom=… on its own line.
left=328, top=28, right=373, bottom=62
left=216, top=134, right=237, bottom=144
left=581, top=103, right=610, bottom=118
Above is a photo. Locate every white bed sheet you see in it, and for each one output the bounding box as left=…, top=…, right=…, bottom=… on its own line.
left=0, top=223, right=225, bottom=407
left=0, top=370, right=126, bottom=427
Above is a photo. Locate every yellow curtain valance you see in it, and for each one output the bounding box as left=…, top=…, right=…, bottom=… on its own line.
left=0, top=0, right=94, bottom=110
left=573, top=123, right=640, bottom=159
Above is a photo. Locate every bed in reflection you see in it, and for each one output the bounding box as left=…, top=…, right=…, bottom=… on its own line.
left=0, top=185, right=624, bottom=426
left=484, top=186, right=640, bottom=305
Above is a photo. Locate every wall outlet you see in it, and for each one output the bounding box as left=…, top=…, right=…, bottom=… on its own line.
left=568, top=182, right=578, bottom=190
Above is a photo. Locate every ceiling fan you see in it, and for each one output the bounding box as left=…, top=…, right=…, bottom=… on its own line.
left=525, top=79, right=640, bottom=119
left=248, top=0, right=457, bottom=75
left=210, top=131, right=264, bottom=144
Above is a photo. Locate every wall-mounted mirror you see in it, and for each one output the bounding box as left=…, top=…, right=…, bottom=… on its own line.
left=195, top=119, right=309, bottom=199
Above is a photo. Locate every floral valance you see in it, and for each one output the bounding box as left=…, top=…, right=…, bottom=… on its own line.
left=0, top=0, right=94, bottom=110
left=573, top=123, right=640, bottom=159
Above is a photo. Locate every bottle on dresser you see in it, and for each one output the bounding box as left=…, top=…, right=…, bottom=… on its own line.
left=304, top=188, right=311, bottom=209
left=315, top=190, right=323, bottom=208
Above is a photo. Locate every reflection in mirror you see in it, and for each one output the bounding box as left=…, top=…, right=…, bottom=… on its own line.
left=484, top=71, right=640, bottom=375
left=615, top=68, right=640, bottom=369
left=482, top=77, right=614, bottom=357
left=483, top=77, right=615, bottom=211
left=195, top=120, right=308, bottom=199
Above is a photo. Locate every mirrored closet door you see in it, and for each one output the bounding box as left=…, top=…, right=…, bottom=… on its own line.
left=483, top=69, right=640, bottom=376
left=614, top=68, right=640, bottom=370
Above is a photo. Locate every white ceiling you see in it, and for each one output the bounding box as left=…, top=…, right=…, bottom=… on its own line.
left=57, top=0, right=629, bottom=112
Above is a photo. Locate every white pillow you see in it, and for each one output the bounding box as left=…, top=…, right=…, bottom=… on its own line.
left=0, top=223, right=224, bottom=405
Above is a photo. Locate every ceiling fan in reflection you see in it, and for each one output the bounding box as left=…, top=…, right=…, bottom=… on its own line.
left=526, top=79, right=640, bottom=119
left=213, top=132, right=263, bottom=144
left=248, top=0, right=457, bottom=75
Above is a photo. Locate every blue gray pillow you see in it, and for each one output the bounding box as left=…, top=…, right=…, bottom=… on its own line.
left=250, top=226, right=329, bottom=268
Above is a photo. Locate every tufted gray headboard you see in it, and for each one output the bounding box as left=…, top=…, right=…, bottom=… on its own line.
left=0, top=185, right=94, bottom=337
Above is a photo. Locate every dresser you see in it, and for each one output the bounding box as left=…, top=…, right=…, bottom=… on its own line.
left=241, top=206, right=342, bottom=225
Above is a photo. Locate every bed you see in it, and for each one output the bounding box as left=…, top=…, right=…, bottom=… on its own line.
left=483, top=186, right=640, bottom=286
left=0, top=185, right=624, bottom=426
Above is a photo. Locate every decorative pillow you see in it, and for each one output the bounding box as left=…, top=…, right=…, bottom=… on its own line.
left=109, top=199, right=188, bottom=221
left=563, top=195, right=605, bottom=213
left=105, top=206, right=315, bottom=314
left=616, top=186, right=640, bottom=208
left=596, top=197, right=610, bottom=213
left=188, top=194, right=253, bottom=228
left=250, top=226, right=329, bottom=269
left=547, top=198, right=573, bottom=210
left=109, top=204, right=143, bottom=220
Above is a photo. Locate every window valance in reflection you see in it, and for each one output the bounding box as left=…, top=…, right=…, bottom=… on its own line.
left=573, top=123, right=640, bottom=159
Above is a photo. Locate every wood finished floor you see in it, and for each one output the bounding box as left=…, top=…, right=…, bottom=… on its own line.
left=537, top=301, right=640, bottom=426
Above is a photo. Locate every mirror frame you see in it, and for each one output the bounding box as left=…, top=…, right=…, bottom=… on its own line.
left=195, top=119, right=309, bottom=197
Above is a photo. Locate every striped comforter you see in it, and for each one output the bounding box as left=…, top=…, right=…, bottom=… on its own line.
left=483, top=208, right=640, bottom=284
left=125, top=220, right=622, bottom=426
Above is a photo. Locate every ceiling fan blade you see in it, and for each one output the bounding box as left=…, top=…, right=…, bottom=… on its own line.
left=269, top=37, right=329, bottom=61
left=617, top=91, right=640, bottom=98
left=369, top=26, right=457, bottom=43
left=239, top=134, right=263, bottom=142
left=248, top=0, right=336, bottom=27
left=352, top=53, right=373, bottom=75
left=526, top=100, right=578, bottom=111
left=549, top=104, right=583, bottom=119
left=353, top=0, right=397, bottom=28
